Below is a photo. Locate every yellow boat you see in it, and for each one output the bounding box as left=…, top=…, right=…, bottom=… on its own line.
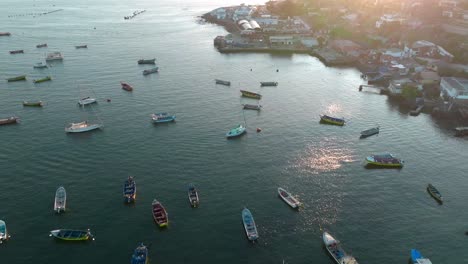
left=320, top=115, right=345, bottom=126
left=365, top=153, right=403, bottom=168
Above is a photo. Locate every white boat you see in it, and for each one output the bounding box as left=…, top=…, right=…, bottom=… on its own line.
left=45, top=52, right=63, bottom=61
left=242, top=208, right=259, bottom=241
left=323, top=232, right=358, bottom=264
left=54, top=186, right=67, bottom=213
left=33, top=62, right=48, bottom=69
left=65, top=121, right=102, bottom=133
left=277, top=188, right=301, bottom=209
left=0, top=220, right=9, bottom=243
left=78, top=97, right=97, bottom=106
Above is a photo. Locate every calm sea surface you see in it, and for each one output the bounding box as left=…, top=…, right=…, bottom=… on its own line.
left=1, top=0, right=468, bottom=263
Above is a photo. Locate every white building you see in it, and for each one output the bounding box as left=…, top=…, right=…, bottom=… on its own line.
left=270, top=36, right=294, bottom=46
left=233, top=5, right=255, bottom=21
left=255, top=15, right=279, bottom=26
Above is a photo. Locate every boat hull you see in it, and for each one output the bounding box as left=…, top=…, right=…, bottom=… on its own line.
left=54, top=186, right=67, bottom=213
left=65, top=123, right=102, bottom=133
left=320, top=115, right=345, bottom=126
left=240, top=90, right=262, bottom=99
left=123, top=177, right=136, bottom=203
left=138, top=59, right=156, bottom=64
left=7, top=75, right=26, bottom=82
left=23, top=101, right=43, bottom=107
left=33, top=76, right=51, bottom=83
left=152, top=200, right=168, bottom=227
left=215, top=79, right=231, bottom=86
left=365, top=154, right=403, bottom=168
left=131, top=243, right=149, bottom=264
left=427, top=184, right=443, bottom=203
left=360, top=127, right=379, bottom=138
left=0, top=220, right=8, bottom=243
left=242, top=208, right=259, bottom=241
left=188, top=184, right=199, bottom=207
left=78, top=98, right=97, bottom=105
left=278, top=188, right=301, bottom=209
left=226, top=125, right=246, bottom=138
left=0, top=117, right=19, bottom=125
left=50, top=229, right=93, bottom=241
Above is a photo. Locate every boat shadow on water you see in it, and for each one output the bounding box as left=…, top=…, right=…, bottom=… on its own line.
left=364, top=164, right=403, bottom=170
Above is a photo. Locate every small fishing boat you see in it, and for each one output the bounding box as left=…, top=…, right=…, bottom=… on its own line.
left=260, top=81, right=278, bottom=86
left=411, top=249, right=432, bottom=264
left=360, top=127, right=379, bottom=138
left=49, top=229, right=94, bottom=241
left=121, top=81, right=133, bottom=91
left=36, top=43, right=47, bottom=48
left=131, top=243, right=149, bottom=264
left=78, top=97, right=97, bottom=106
left=65, top=121, right=102, bottom=133
left=33, top=62, right=48, bottom=69
left=242, top=208, right=259, bottom=241
left=188, top=184, right=199, bottom=207
left=0, top=116, right=19, bottom=125
left=455, top=127, right=468, bottom=137
left=323, top=232, right=358, bottom=264
left=10, top=49, right=24, bottom=54
left=320, top=115, right=345, bottom=126
left=152, top=199, right=168, bottom=227
left=226, top=124, right=246, bottom=138
left=138, top=58, right=156, bottom=64
left=365, top=153, right=404, bottom=168
left=45, top=52, right=63, bottom=61
left=278, top=187, right=301, bottom=209
left=75, top=44, right=87, bottom=49
left=23, top=101, right=44, bottom=107
left=6, top=75, right=26, bottom=82
left=0, top=32, right=11, bottom=36
left=33, top=76, right=52, bottom=83
left=215, top=79, right=231, bottom=86
left=54, top=186, right=67, bottom=213
left=427, top=184, right=443, bottom=203
left=143, top=67, right=159, bottom=75
left=123, top=176, right=136, bottom=203
left=240, top=90, right=262, bottom=99
left=242, top=104, right=262, bottom=111
left=0, top=220, right=10, bottom=243
left=151, top=112, right=176, bottom=123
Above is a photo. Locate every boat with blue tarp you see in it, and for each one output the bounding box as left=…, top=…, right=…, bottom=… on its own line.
left=365, top=153, right=403, bottom=168
left=242, top=208, right=258, bottom=241
left=123, top=176, right=136, bottom=203
left=411, top=249, right=432, bottom=264
left=151, top=113, right=176, bottom=123
left=0, top=220, right=10, bottom=243
left=131, top=243, right=149, bottom=264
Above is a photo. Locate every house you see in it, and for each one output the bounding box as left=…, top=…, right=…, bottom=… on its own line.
left=300, top=37, right=319, bottom=48
left=417, top=71, right=441, bottom=85
left=411, top=40, right=454, bottom=62
left=387, top=78, right=418, bottom=96
left=440, top=77, right=468, bottom=104
left=330, top=40, right=362, bottom=56
left=233, top=5, right=255, bottom=21
left=254, top=15, right=279, bottom=26
left=210, top=8, right=227, bottom=20
left=269, top=36, right=295, bottom=46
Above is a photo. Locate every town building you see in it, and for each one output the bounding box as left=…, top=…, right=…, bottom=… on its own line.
left=440, top=77, right=468, bottom=104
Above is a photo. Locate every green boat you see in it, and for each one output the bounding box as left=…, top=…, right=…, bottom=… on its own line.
left=6, top=75, right=26, bottom=82
left=23, top=101, right=44, bottom=107
left=49, top=229, right=94, bottom=241
left=33, top=76, right=52, bottom=83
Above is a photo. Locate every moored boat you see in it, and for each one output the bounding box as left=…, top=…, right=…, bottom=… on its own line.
left=0, top=32, right=11, bottom=36
left=138, top=58, right=156, bottom=64
left=151, top=112, right=175, bottom=123
left=411, top=249, right=432, bottom=264
left=152, top=199, right=168, bottom=227
left=0, top=220, right=10, bottom=243
left=49, top=229, right=94, bottom=241
left=0, top=116, right=19, bottom=125
left=427, top=184, right=443, bottom=203
left=123, top=176, right=136, bottom=203
left=33, top=62, right=48, bottom=69
left=36, top=43, right=47, bottom=48
left=226, top=124, right=246, bottom=138
left=215, top=79, right=231, bottom=86
left=10, top=49, right=24, bottom=54
left=365, top=153, right=403, bottom=168
left=121, top=81, right=133, bottom=91
left=260, top=81, right=278, bottom=86
left=188, top=184, right=199, bottom=208
left=23, top=101, right=44, bottom=107
left=33, top=76, right=52, bottom=83
left=278, top=187, right=301, bottom=209
left=360, top=127, right=379, bottom=138
left=54, top=186, right=67, bottom=213
left=75, top=44, right=87, bottom=49
left=45, top=52, right=63, bottom=61
left=78, top=97, right=97, bottom=106
left=242, top=104, right=262, bottom=111
left=323, top=232, right=358, bottom=264
left=242, top=208, right=259, bottom=241
left=131, top=243, right=149, bottom=264
left=240, top=90, right=262, bottom=99
left=455, top=127, right=468, bottom=137
left=320, top=115, right=345, bottom=126
left=143, top=67, right=159, bottom=75
left=65, top=121, right=102, bottom=133
left=6, top=75, right=26, bottom=82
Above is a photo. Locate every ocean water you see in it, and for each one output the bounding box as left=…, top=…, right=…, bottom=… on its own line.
left=1, top=1, right=468, bottom=263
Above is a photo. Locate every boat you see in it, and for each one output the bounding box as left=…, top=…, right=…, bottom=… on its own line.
left=365, top=153, right=404, bottom=168
left=23, top=101, right=43, bottom=107
left=455, top=127, right=468, bottom=137
left=188, top=184, right=199, bottom=208
left=240, top=90, right=262, bottom=99
left=138, top=58, right=156, bottom=64
left=0, top=116, right=19, bottom=125
left=123, top=176, right=136, bottom=203
left=242, top=104, right=262, bottom=111
left=277, top=187, right=301, bottom=209
left=143, top=67, right=159, bottom=75
left=65, top=121, right=102, bottom=133
left=151, top=112, right=176, bottom=123
left=33, top=76, right=52, bottom=83
left=320, top=115, right=345, bottom=126
left=33, top=62, right=48, bottom=69
left=0, top=220, right=10, bottom=243
left=121, top=81, right=133, bottom=91
left=131, top=243, right=149, bottom=264
left=0, top=32, right=11, bottom=36
left=36, top=43, right=47, bottom=48
left=215, top=79, right=231, bottom=86
left=45, top=52, right=63, bottom=61
left=360, top=127, right=379, bottom=138
left=49, top=229, right=94, bottom=241
left=411, top=249, right=432, bottom=264
left=427, top=184, right=443, bottom=203
left=78, top=97, right=97, bottom=106
left=10, top=49, right=24, bottom=54
left=226, top=124, right=246, bottom=138
left=6, top=75, right=26, bottom=82
left=242, top=208, right=259, bottom=241
left=54, top=186, right=66, bottom=213
left=260, top=81, right=278, bottom=86
left=152, top=199, right=168, bottom=227
left=75, top=45, right=87, bottom=49
left=323, top=232, right=358, bottom=264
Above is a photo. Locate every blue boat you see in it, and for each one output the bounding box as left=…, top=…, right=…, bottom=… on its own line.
left=411, top=249, right=432, bottom=264
left=123, top=176, right=136, bottom=203
left=242, top=208, right=258, bottom=241
left=151, top=113, right=175, bottom=123
left=226, top=125, right=246, bottom=138
left=131, top=243, right=149, bottom=264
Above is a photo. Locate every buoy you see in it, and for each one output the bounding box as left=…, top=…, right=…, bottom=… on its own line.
left=256, top=128, right=262, bottom=133
left=106, top=99, right=111, bottom=102
left=276, top=69, right=279, bottom=72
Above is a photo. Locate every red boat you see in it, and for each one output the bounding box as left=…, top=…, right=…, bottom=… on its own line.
left=152, top=199, right=168, bottom=227
left=120, top=82, right=133, bottom=91
left=0, top=116, right=19, bottom=125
